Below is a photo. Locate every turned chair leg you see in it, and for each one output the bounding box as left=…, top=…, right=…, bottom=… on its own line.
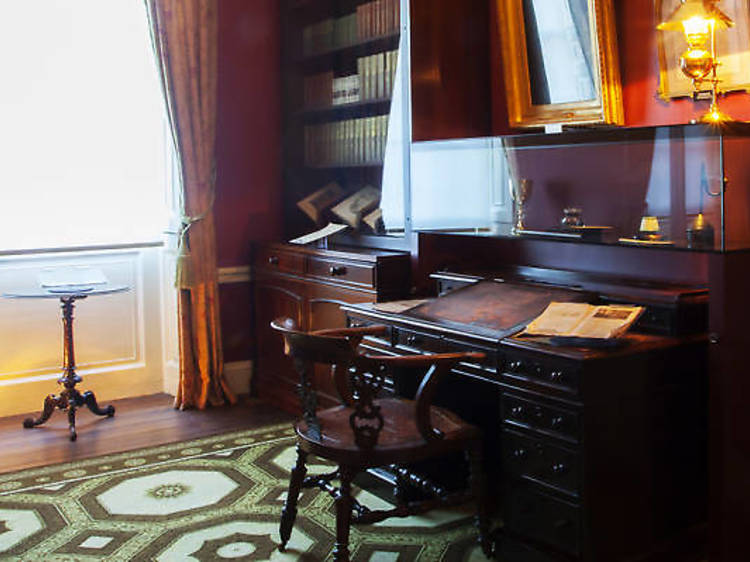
left=468, top=444, right=493, bottom=559
left=279, top=444, right=308, bottom=552
left=333, top=465, right=355, bottom=562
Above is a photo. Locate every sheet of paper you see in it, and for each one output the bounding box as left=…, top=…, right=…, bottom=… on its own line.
left=38, top=267, right=108, bottom=288
left=288, top=222, right=348, bottom=245
left=372, top=299, right=429, bottom=314
left=522, top=302, right=591, bottom=336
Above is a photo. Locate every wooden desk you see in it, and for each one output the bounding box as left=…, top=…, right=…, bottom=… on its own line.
left=343, top=285, right=707, bottom=562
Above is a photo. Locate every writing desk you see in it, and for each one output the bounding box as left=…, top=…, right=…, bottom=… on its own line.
left=342, top=280, right=707, bottom=562
left=3, top=284, right=128, bottom=441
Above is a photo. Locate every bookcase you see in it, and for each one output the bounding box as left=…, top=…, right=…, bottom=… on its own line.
left=282, top=0, right=407, bottom=241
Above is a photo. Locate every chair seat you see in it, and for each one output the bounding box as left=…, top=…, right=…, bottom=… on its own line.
left=296, top=397, right=480, bottom=466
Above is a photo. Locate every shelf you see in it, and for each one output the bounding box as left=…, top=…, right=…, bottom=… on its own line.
left=296, top=32, right=400, bottom=67
left=296, top=97, right=392, bottom=121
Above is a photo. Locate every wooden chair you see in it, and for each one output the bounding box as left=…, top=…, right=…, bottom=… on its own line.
left=271, top=317, right=493, bottom=561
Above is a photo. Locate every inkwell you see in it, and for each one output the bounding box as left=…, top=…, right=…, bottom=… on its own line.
left=686, top=163, right=716, bottom=250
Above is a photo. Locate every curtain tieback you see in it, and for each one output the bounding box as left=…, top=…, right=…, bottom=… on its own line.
left=175, top=187, right=215, bottom=289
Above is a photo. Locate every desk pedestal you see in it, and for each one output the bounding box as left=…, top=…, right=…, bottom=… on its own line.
left=23, top=295, right=115, bottom=441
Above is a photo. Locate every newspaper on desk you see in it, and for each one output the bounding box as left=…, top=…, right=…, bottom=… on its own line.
left=521, top=302, right=644, bottom=339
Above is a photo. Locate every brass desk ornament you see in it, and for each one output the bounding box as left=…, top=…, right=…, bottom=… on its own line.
left=686, top=212, right=715, bottom=249
left=509, top=178, right=533, bottom=234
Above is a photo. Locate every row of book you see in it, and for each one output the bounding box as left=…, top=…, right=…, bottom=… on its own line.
left=301, top=0, right=400, bottom=56
left=356, top=0, right=400, bottom=41
left=297, top=182, right=383, bottom=231
left=302, top=50, right=398, bottom=109
left=304, top=115, right=389, bottom=167
left=302, top=14, right=356, bottom=56
left=358, top=50, right=398, bottom=101
left=303, top=71, right=335, bottom=108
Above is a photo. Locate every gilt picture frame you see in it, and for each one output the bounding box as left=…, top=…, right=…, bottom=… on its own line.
left=656, top=0, right=750, bottom=100
left=497, top=0, right=623, bottom=128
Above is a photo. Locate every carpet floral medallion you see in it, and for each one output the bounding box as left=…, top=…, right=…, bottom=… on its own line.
left=0, top=423, right=487, bottom=561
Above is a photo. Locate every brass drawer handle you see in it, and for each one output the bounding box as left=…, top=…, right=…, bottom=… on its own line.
left=508, top=360, right=524, bottom=372
left=510, top=406, right=525, bottom=418
left=329, top=265, right=348, bottom=276
left=512, top=448, right=527, bottom=460
left=268, top=256, right=279, bottom=266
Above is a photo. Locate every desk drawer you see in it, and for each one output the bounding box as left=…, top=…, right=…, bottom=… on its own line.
left=396, top=329, right=447, bottom=353
left=503, top=430, right=580, bottom=496
left=395, top=329, right=495, bottom=372
left=502, top=393, right=580, bottom=443
left=257, top=248, right=304, bottom=275
left=308, top=257, right=375, bottom=288
left=501, top=351, right=580, bottom=395
left=505, top=485, right=581, bottom=556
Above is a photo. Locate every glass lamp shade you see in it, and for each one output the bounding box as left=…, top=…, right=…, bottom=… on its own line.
left=657, top=0, right=735, bottom=33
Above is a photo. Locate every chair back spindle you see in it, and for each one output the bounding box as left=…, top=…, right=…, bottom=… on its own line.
left=348, top=357, right=388, bottom=448
left=272, top=318, right=392, bottom=448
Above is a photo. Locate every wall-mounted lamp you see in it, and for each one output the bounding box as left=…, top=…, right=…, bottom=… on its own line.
left=657, top=0, right=735, bottom=123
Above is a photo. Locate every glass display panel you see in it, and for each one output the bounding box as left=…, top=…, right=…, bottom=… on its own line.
left=498, top=123, right=750, bottom=252
left=722, top=134, right=750, bottom=251
left=410, top=138, right=496, bottom=232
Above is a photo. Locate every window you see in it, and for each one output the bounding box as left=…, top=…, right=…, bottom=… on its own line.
left=0, top=1, right=169, bottom=251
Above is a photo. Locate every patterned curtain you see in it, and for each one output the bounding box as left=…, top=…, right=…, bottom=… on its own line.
left=145, top=0, right=236, bottom=409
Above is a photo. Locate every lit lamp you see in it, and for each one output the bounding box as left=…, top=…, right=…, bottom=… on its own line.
left=657, top=0, right=735, bottom=123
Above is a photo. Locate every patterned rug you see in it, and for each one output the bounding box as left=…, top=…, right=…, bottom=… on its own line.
left=0, top=423, right=486, bottom=561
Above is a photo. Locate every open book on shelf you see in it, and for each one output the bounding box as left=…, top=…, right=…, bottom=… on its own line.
left=521, top=302, right=644, bottom=340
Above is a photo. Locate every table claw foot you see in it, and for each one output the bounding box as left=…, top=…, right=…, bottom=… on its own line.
left=68, top=407, right=77, bottom=441
left=82, top=391, right=115, bottom=417
left=23, top=394, right=59, bottom=429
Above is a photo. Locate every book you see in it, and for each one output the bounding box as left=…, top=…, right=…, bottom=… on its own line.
left=362, top=208, right=384, bottom=233
left=297, top=182, right=344, bottom=224
left=521, top=302, right=644, bottom=339
left=330, top=186, right=380, bottom=228
left=375, top=52, right=385, bottom=99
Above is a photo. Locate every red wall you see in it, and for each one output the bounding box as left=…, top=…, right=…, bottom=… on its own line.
left=215, top=0, right=281, bottom=363
left=215, top=0, right=282, bottom=268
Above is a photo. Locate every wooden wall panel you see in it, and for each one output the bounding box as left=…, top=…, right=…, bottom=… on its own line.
left=410, top=0, right=492, bottom=141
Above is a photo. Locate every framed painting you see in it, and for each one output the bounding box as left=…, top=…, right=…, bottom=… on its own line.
left=497, top=0, right=623, bottom=128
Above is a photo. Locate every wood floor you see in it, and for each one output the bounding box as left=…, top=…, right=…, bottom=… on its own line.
left=0, top=393, right=291, bottom=474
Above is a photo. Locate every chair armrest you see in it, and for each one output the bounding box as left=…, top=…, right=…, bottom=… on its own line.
left=312, top=325, right=389, bottom=338
left=366, top=352, right=485, bottom=442
left=363, top=351, right=485, bottom=367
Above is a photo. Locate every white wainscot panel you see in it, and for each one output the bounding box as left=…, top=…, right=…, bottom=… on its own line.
left=0, top=247, right=164, bottom=417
